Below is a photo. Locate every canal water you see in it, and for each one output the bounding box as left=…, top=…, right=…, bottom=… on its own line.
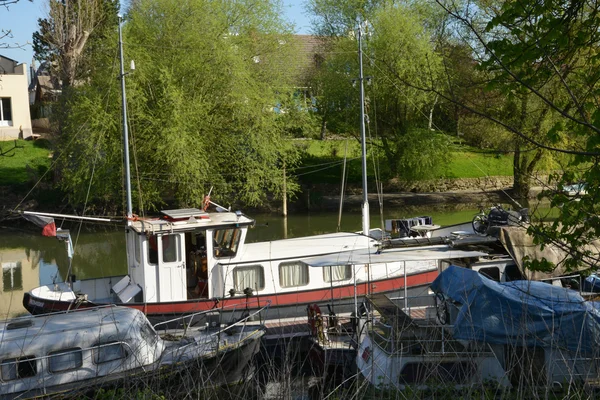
left=0, top=206, right=482, bottom=318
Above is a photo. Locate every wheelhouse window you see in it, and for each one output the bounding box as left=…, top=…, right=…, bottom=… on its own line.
left=323, top=265, right=352, bottom=282
left=1, top=356, right=37, bottom=380
left=93, top=342, right=127, bottom=364
left=148, top=235, right=158, bottom=264
left=49, top=348, right=83, bottom=372
left=132, top=233, right=141, bottom=264
left=162, top=234, right=180, bottom=263
left=0, top=98, right=12, bottom=126
left=234, top=265, right=265, bottom=292
left=279, top=261, right=309, bottom=288
left=213, top=228, right=241, bottom=258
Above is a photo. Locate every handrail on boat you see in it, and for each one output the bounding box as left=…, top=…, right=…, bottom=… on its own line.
left=152, top=299, right=270, bottom=333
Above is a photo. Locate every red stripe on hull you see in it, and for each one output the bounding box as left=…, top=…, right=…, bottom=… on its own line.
left=25, top=271, right=438, bottom=316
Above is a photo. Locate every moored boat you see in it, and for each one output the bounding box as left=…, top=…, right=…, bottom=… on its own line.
left=0, top=301, right=267, bottom=399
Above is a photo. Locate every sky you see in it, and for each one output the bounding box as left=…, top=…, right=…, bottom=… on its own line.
left=0, top=0, right=312, bottom=66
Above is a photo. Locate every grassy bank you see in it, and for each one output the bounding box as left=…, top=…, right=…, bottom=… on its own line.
left=0, top=139, right=52, bottom=186
left=0, top=138, right=516, bottom=189
left=297, top=139, right=516, bottom=185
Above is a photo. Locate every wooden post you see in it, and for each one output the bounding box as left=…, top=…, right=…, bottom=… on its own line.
left=282, top=161, right=287, bottom=217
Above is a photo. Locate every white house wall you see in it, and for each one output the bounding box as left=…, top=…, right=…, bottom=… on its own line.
left=0, top=61, right=33, bottom=140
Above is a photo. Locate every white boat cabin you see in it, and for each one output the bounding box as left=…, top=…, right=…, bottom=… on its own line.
left=124, top=208, right=255, bottom=304
left=0, top=307, right=163, bottom=397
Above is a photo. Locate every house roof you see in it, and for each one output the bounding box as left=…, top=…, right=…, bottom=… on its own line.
left=288, top=35, right=327, bottom=84
left=0, top=54, right=19, bottom=64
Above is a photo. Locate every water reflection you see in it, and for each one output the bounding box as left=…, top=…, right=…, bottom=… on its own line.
left=0, top=228, right=128, bottom=318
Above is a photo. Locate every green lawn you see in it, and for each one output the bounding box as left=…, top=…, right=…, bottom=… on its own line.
left=446, top=149, right=514, bottom=178
left=0, top=139, right=52, bottom=186
left=300, top=139, right=516, bottom=182
left=0, top=138, right=517, bottom=188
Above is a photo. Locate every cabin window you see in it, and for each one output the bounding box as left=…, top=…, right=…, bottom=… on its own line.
left=477, top=266, right=501, bottom=281
left=279, top=262, right=309, bottom=288
left=133, top=234, right=141, bottom=263
left=140, top=322, right=158, bottom=346
left=93, top=342, right=127, bottom=364
left=49, top=348, right=83, bottom=372
left=323, top=265, right=352, bottom=282
left=148, top=235, right=158, bottom=264
left=162, top=234, right=180, bottom=263
left=234, top=265, right=265, bottom=291
left=399, top=361, right=474, bottom=384
left=1, top=356, right=37, bottom=380
left=505, top=264, right=524, bottom=281
left=213, top=228, right=241, bottom=258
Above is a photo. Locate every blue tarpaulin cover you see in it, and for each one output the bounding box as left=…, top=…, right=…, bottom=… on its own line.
left=430, top=266, right=600, bottom=356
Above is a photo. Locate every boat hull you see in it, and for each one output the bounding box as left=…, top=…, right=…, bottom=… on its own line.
left=23, top=272, right=437, bottom=323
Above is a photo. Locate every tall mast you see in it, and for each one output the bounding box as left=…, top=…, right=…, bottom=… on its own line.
left=118, top=14, right=133, bottom=221
left=358, top=22, right=369, bottom=236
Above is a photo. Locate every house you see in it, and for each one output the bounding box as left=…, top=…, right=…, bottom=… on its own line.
left=0, top=55, right=33, bottom=140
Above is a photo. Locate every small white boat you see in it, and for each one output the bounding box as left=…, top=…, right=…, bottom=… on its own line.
left=0, top=302, right=267, bottom=399
left=356, top=293, right=510, bottom=391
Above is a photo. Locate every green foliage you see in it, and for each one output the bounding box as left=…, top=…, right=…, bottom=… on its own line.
left=391, top=129, right=452, bottom=180
left=310, top=1, right=450, bottom=180
left=465, top=0, right=600, bottom=272
left=53, top=0, right=303, bottom=212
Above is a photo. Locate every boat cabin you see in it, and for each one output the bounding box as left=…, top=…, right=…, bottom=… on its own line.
left=122, top=209, right=255, bottom=304
left=0, top=307, right=162, bottom=398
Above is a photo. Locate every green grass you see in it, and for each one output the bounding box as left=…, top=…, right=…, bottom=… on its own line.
left=0, top=139, right=53, bottom=186
left=301, top=139, right=516, bottom=182
left=445, top=149, right=514, bottom=178
left=0, top=138, right=520, bottom=189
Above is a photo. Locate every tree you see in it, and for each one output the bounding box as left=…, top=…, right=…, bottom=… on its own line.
left=435, top=0, right=600, bottom=271
left=33, top=0, right=117, bottom=89
left=55, top=0, right=302, bottom=212
left=309, top=1, right=451, bottom=180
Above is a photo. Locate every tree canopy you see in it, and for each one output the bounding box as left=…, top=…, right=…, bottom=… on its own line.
left=46, top=0, right=303, bottom=213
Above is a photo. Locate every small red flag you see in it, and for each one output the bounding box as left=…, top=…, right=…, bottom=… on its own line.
left=22, top=214, right=57, bottom=237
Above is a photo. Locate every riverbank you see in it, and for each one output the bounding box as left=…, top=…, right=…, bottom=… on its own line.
left=289, top=180, right=544, bottom=213
left=1, top=183, right=544, bottom=218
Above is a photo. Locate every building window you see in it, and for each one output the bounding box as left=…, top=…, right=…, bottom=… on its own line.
left=1, top=356, right=37, bottom=380
left=234, top=265, right=265, bottom=292
left=2, top=262, right=23, bottom=291
left=0, top=98, right=12, bottom=126
left=94, top=342, right=127, bottom=364
left=162, top=234, right=180, bottom=263
left=49, top=348, right=83, bottom=372
left=323, top=265, right=352, bottom=282
left=279, top=262, right=309, bottom=288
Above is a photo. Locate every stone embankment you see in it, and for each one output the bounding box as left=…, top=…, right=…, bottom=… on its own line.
left=299, top=176, right=547, bottom=212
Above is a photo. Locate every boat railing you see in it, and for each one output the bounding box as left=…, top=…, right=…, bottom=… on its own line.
left=386, top=294, right=438, bottom=321
left=152, top=299, right=270, bottom=335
